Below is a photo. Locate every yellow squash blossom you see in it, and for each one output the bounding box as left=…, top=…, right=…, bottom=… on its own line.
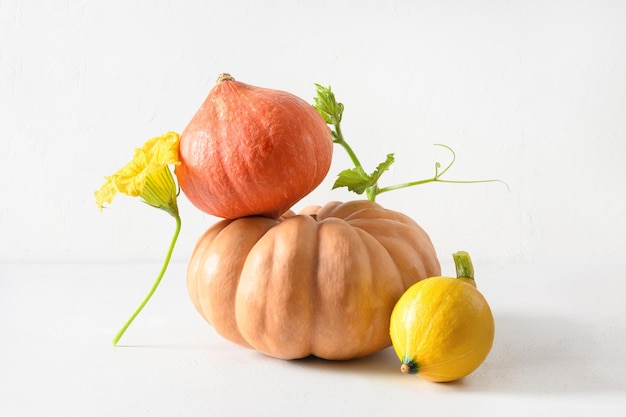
left=95, top=131, right=181, bottom=217
left=95, top=131, right=182, bottom=346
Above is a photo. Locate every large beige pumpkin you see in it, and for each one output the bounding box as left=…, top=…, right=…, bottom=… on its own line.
left=186, top=200, right=440, bottom=360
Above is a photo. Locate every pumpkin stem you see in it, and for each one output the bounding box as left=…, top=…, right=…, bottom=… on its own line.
left=452, top=251, right=476, bottom=287
left=217, top=73, right=235, bottom=83
left=112, top=214, right=182, bottom=346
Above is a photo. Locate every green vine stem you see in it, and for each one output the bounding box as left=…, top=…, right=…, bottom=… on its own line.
left=313, top=84, right=508, bottom=201
left=333, top=122, right=366, bottom=176
left=112, top=214, right=182, bottom=346
left=330, top=123, right=379, bottom=201
left=375, top=144, right=509, bottom=197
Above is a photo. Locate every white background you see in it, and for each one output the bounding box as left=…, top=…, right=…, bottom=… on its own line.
left=2, top=0, right=625, bottom=265
left=2, top=1, right=626, bottom=416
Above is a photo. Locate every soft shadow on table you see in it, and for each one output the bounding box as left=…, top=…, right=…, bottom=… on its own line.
left=291, top=314, right=626, bottom=395
left=293, top=346, right=401, bottom=377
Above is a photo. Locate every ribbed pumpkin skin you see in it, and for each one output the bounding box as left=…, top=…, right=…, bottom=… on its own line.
left=186, top=200, right=441, bottom=360
left=175, top=75, right=333, bottom=219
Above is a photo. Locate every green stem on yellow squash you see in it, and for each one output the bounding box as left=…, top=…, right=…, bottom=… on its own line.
left=452, top=251, right=475, bottom=284
left=112, top=214, right=182, bottom=346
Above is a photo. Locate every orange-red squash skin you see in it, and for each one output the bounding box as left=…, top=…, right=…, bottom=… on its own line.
left=175, top=74, right=333, bottom=219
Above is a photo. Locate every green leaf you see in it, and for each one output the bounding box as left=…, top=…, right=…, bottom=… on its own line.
left=313, top=84, right=343, bottom=125
left=369, top=153, right=395, bottom=184
left=332, top=167, right=371, bottom=194
left=332, top=154, right=396, bottom=195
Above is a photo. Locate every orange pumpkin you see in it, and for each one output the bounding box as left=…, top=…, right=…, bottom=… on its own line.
left=186, top=200, right=441, bottom=360
left=175, top=73, right=333, bottom=219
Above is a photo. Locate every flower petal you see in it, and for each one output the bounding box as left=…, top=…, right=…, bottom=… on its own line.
left=142, top=131, right=181, bottom=167
left=94, top=176, right=118, bottom=210
left=113, top=149, right=149, bottom=196
left=95, top=131, right=181, bottom=211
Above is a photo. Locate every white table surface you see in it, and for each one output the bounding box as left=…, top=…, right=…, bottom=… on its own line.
left=1, top=260, right=625, bottom=416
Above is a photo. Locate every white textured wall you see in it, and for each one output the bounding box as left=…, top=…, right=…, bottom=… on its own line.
left=1, top=0, right=625, bottom=264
